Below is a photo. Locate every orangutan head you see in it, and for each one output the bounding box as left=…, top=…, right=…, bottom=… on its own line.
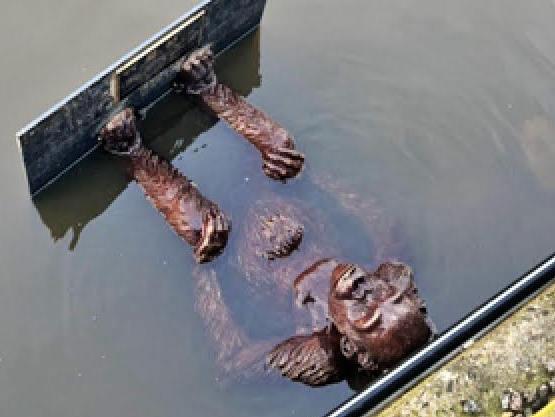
left=329, top=261, right=432, bottom=371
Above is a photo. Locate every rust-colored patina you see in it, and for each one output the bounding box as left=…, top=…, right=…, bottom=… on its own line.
left=99, top=109, right=230, bottom=263
left=178, top=46, right=305, bottom=181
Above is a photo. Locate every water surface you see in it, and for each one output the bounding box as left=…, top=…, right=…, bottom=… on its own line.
left=3, top=1, right=555, bottom=416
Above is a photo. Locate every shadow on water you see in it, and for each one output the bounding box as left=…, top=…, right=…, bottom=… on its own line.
left=34, top=30, right=262, bottom=250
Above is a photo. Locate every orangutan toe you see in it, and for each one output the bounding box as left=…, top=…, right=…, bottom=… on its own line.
left=262, top=147, right=305, bottom=180
left=276, top=147, right=305, bottom=161
left=194, top=208, right=231, bottom=263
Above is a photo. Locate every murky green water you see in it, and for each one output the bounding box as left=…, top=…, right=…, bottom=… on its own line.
left=3, top=1, right=555, bottom=416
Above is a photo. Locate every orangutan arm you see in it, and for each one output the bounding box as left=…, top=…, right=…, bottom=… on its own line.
left=100, top=109, right=230, bottom=263
left=130, top=147, right=230, bottom=263
left=192, top=268, right=281, bottom=381
left=179, top=46, right=304, bottom=181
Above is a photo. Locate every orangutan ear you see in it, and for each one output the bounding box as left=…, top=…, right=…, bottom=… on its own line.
left=266, top=331, right=344, bottom=387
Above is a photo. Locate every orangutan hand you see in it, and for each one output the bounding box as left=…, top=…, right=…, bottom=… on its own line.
left=262, top=147, right=305, bottom=181
left=181, top=45, right=217, bottom=95
left=194, top=207, right=231, bottom=263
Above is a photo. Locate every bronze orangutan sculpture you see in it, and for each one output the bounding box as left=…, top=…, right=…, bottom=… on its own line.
left=98, top=50, right=433, bottom=389
left=176, top=45, right=305, bottom=181
left=175, top=48, right=434, bottom=385
left=99, top=109, right=230, bottom=263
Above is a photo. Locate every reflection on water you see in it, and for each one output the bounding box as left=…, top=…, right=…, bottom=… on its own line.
left=34, top=31, right=262, bottom=250
left=4, top=1, right=555, bottom=417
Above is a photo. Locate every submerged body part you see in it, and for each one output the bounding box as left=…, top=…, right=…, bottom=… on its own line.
left=267, top=260, right=433, bottom=386
left=178, top=46, right=305, bottom=181
left=99, top=109, right=230, bottom=263
left=191, top=174, right=430, bottom=388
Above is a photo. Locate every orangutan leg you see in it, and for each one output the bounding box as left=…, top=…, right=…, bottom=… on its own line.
left=99, top=109, right=231, bottom=263
left=178, top=46, right=305, bottom=181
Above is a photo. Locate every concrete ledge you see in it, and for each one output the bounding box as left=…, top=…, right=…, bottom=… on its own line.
left=534, top=400, right=555, bottom=417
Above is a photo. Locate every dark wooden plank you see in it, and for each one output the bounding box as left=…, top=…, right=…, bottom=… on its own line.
left=17, top=0, right=267, bottom=196
left=115, top=10, right=205, bottom=101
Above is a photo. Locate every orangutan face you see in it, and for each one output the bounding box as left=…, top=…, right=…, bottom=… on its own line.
left=99, top=108, right=141, bottom=156
left=329, top=262, right=432, bottom=371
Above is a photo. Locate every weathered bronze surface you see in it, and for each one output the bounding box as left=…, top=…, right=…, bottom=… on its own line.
left=329, top=262, right=432, bottom=372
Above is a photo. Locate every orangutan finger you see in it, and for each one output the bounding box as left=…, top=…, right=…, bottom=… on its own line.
left=276, top=147, right=305, bottom=161
left=263, top=161, right=288, bottom=179
left=264, top=152, right=301, bottom=170
left=263, top=151, right=303, bottom=180
left=203, top=212, right=216, bottom=240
